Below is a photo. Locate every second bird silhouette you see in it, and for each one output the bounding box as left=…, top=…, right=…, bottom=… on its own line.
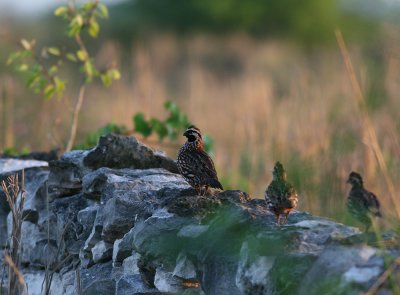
left=346, top=171, right=382, bottom=232
left=265, top=162, right=298, bottom=225
left=177, top=126, right=223, bottom=195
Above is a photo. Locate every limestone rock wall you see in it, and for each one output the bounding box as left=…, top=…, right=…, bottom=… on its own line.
left=0, top=134, right=393, bottom=295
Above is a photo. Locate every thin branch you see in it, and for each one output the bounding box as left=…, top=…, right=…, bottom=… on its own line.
left=65, top=84, right=86, bottom=151
left=364, top=257, right=400, bottom=295
left=4, top=255, right=27, bottom=295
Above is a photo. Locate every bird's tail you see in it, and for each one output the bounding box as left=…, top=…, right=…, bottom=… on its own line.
left=208, top=178, right=224, bottom=190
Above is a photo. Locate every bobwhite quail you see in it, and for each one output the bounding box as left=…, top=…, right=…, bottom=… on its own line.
left=346, top=171, right=382, bottom=232
left=265, top=162, right=298, bottom=225
left=177, top=126, right=223, bottom=195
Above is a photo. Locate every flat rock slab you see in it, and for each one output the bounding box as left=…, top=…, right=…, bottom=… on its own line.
left=0, top=159, right=48, bottom=173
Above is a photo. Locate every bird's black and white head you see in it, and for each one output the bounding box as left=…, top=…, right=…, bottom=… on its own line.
left=183, top=126, right=202, bottom=143
left=347, top=171, right=363, bottom=188
left=272, top=161, right=287, bottom=181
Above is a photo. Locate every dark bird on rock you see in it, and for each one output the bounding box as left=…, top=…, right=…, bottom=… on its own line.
left=177, top=126, right=223, bottom=195
left=346, top=171, right=382, bottom=232
left=265, top=162, right=298, bottom=225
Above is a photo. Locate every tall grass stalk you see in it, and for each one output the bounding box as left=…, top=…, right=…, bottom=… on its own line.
left=1, top=172, right=27, bottom=295
left=335, top=30, right=400, bottom=219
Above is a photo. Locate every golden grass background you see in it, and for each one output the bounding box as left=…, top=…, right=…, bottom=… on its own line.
left=1, top=29, right=400, bottom=227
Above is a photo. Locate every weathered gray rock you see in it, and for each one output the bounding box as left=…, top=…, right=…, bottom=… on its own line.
left=52, top=194, right=91, bottom=256
left=122, top=252, right=141, bottom=275
left=0, top=158, right=48, bottom=174
left=81, top=206, right=105, bottom=268
left=92, top=240, right=113, bottom=263
left=116, top=274, right=160, bottom=295
left=298, top=245, right=382, bottom=295
left=60, top=270, right=76, bottom=295
left=77, top=205, right=99, bottom=240
left=48, top=150, right=90, bottom=199
left=29, top=239, right=59, bottom=268
left=154, top=267, right=186, bottom=293
left=23, top=270, right=63, bottom=295
left=102, top=193, right=149, bottom=243
left=13, top=221, right=46, bottom=265
left=22, top=169, right=50, bottom=223
left=82, top=167, right=192, bottom=242
left=113, top=228, right=136, bottom=265
left=133, top=209, right=196, bottom=259
left=7, top=210, right=58, bottom=268
left=0, top=142, right=396, bottom=295
left=82, top=167, right=191, bottom=203
left=82, top=133, right=178, bottom=173
left=0, top=166, right=50, bottom=248
left=80, top=261, right=116, bottom=295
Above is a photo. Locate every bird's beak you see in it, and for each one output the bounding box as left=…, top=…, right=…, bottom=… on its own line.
left=346, top=178, right=350, bottom=184
left=183, top=130, right=188, bottom=137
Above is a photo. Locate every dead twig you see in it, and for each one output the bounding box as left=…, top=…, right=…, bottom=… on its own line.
left=3, top=255, right=26, bottom=295
left=1, top=171, right=26, bottom=295
left=364, top=257, right=400, bottom=295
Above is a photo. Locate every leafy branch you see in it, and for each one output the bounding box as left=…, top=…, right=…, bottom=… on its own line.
left=7, top=0, right=120, bottom=151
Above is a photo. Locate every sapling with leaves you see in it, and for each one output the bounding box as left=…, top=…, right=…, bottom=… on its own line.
left=7, top=0, right=121, bottom=152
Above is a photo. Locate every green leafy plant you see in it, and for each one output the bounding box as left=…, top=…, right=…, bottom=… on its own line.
left=76, top=101, right=214, bottom=153
left=7, top=0, right=120, bottom=152
left=133, top=101, right=214, bottom=153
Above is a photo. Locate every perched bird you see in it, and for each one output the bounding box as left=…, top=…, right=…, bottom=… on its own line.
left=265, top=162, right=298, bottom=225
left=177, top=126, right=223, bottom=195
left=346, top=171, right=382, bottom=232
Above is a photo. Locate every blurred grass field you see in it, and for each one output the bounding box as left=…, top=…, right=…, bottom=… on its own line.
left=1, top=2, right=400, bottom=231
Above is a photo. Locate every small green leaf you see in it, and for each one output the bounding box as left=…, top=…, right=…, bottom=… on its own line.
left=7, top=52, right=21, bottom=65
left=48, top=47, right=61, bottom=56
left=71, top=15, right=83, bottom=27
left=49, top=65, right=58, bottom=75
left=83, top=2, right=94, bottom=11
left=20, top=39, right=31, bottom=50
left=84, top=60, right=94, bottom=77
left=26, top=72, right=41, bottom=88
left=44, top=84, right=56, bottom=99
left=54, top=77, right=65, bottom=95
left=133, top=113, right=152, bottom=137
left=68, top=24, right=81, bottom=37
left=98, top=3, right=109, bottom=18
left=151, top=118, right=168, bottom=140
left=108, top=69, right=121, bottom=80
left=66, top=53, right=77, bottom=62
left=76, top=50, right=87, bottom=61
left=54, top=6, right=68, bottom=16
left=18, top=63, right=29, bottom=72
left=100, top=73, right=112, bottom=87
left=88, top=19, right=99, bottom=38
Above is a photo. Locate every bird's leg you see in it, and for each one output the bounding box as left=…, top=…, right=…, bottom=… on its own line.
left=282, top=213, right=289, bottom=225
left=204, top=185, right=209, bottom=196
left=200, top=186, right=206, bottom=196
left=276, top=214, right=281, bottom=226
left=195, top=186, right=201, bottom=196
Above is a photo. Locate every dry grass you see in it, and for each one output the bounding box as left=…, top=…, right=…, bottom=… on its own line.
left=1, top=172, right=27, bottom=295
left=2, top=28, right=400, bottom=226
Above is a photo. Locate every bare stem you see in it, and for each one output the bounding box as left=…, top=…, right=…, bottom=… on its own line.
left=65, top=84, right=86, bottom=151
